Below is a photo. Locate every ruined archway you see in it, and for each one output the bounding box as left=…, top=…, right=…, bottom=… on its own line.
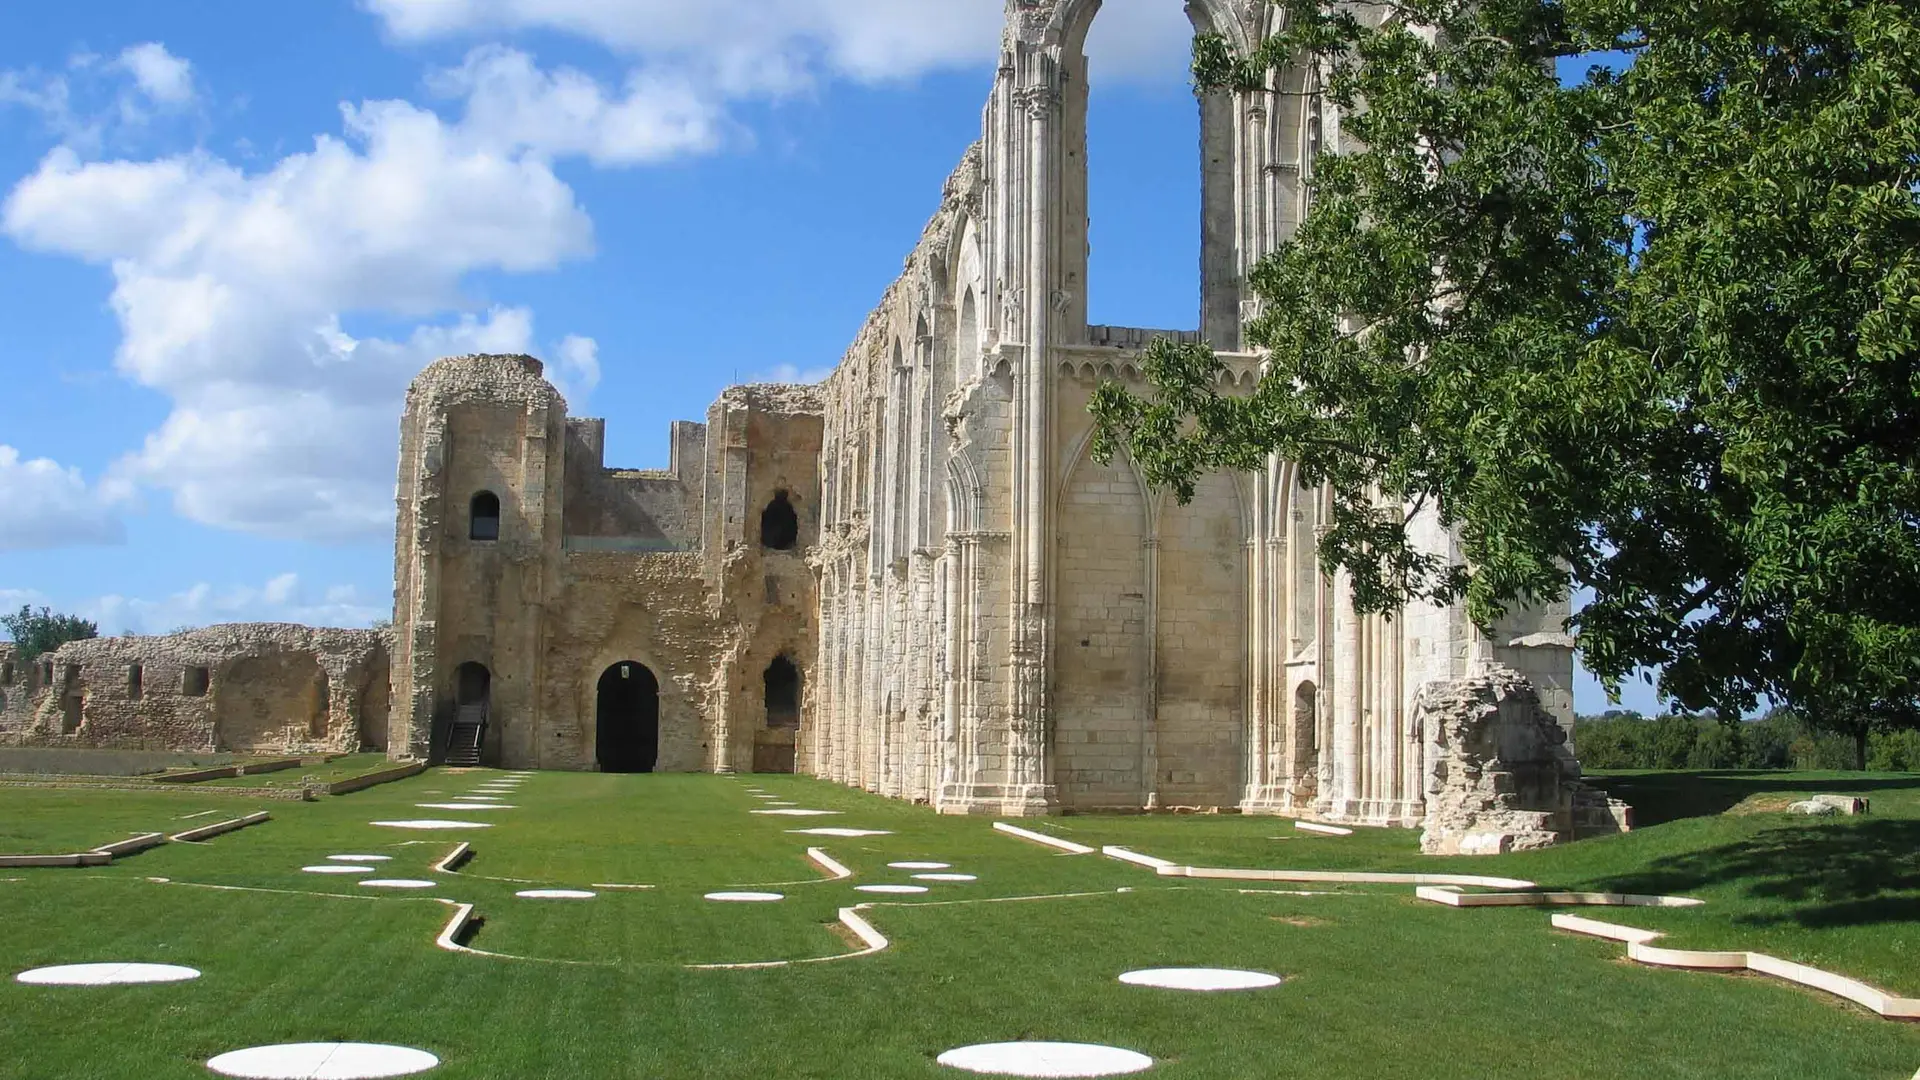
left=596, top=661, right=659, bottom=774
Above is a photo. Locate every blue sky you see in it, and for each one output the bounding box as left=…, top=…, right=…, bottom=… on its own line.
left=0, top=0, right=1660, bottom=714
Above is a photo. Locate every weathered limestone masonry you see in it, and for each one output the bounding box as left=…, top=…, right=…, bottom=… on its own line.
left=1, top=1, right=1620, bottom=849
left=0, top=626, right=388, bottom=754
left=1417, top=665, right=1632, bottom=854
left=388, top=355, right=822, bottom=772
left=807, top=0, right=1597, bottom=834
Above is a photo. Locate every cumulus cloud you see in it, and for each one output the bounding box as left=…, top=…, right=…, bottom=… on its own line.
left=0, top=446, right=126, bottom=551
left=748, top=362, right=835, bottom=385
left=116, top=43, right=194, bottom=106
left=549, top=333, right=602, bottom=406
left=365, top=0, right=1194, bottom=87
left=0, top=42, right=202, bottom=149
left=41, top=574, right=390, bottom=636
left=430, top=45, right=724, bottom=164
left=1, top=71, right=611, bottom=541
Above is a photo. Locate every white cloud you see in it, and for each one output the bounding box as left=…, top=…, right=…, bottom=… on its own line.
left=0, top=446, right=125, bottom=551
left=3, top=79, right=604, bottom=542
left=748, top=362, right=835, bottom=385
left=365, top=0, right=1193, bottom=87
left=430, top=45, right=724, bottom=164
left=79, top=574, right=387, bottom=636
left=550, top=333, right=602, bottom=406
left=116, top=43, right=194, bottom=106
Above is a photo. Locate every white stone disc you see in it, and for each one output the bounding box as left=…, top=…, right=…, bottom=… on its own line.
left=936, top=1042, right=1154, bottom=1078
left=359, top=880, right=439, bottom=890
left=16, top=963, right=201, bottom=986
left=750, top=809, right=839, bottom=816
left=1118, top=968, right=1283, bottom=992
left=855, top=884, right=928, bottom=895
left=768, top=802, right=799, bottom=807
left=914, top=873, right=978, bottom=882
left=516, top=889, right=596, bottom=900
left=705, top=891, right=784, bottom=903
left=370, top=821, right=494, bottom=831
left=206, top=1042, right=440, bottom=1079
left=328, top=855, right=392, bottom=864
left=889, top=861, right=951, bottom=870
left=787, top=828, right=891, bottom=837
left=415, top=803, right=515, bottom=811
left=302, top=865, right=374, bottom=875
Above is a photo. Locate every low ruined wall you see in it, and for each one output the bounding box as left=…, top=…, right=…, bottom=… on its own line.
left=0, top=625, right=390, bottom=756
left=1418, top=664, right=1629, bottom=854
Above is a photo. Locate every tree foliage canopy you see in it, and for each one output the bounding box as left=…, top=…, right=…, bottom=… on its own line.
left=1091, top=0, right=1920, bottom=727
left=1, top=605, right=99, bottom=665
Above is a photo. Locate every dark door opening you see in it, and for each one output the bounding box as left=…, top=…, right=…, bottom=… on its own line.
left=596, top=662, right=660, bottom=773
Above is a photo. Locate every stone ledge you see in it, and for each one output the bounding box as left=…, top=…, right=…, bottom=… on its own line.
left=993, top=822, right=1095, bottom=855
left=1552, top=913, right=1920, bottom=1020
left=169, top=811, right=270, bottom=843
left=329, top=761, right=427, bottom=795
left=1158, top=865, right=1539, bottom=890
left=1415, top=886, right=1703, bottom=909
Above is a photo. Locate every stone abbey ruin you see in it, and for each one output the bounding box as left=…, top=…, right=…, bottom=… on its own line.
left=0, top=0, right=1628, bottom=851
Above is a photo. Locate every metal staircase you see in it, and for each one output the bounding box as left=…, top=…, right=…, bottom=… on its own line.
left=448, top=704, right=486, bottom=767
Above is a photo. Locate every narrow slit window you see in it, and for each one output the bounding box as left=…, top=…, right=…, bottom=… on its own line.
left=128, top=663, right=143, bottom=701
left=0, top=661, right=12, bottom=687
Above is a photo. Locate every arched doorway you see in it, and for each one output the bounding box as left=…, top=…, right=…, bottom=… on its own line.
left=451, top=662, right=491, bottom=768
left=596, top=662, right=659, bottom=773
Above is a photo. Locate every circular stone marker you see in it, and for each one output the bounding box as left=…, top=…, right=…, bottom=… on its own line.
left=206, top=1042, right=440, bottom=1079
left=855, top=884, right=928, bottom=895
left=516, top=889, right=596, bottom=900
left=303, top=865, right=374, bottom=875
left=788, top=827, right=891, bottom=837
left=750, top=809, right=839, bottom=816
left=914, top=873, right=978, bottom=882
left=370, top=820, right=494, bottom=831
left=1118, top=968, right=1283, bottom=992
left=889, top=861, right=951, bottom=870
left=16, top=963, right=201, bottom=986
left=359, top=880, right=438, bottom=890
left=328, top=855, right=392, bottom=864
left=415, top=803, right=515, bottom=811
left=704, top=891, right=784, bottom=903
left=936, top=1042, right=1154, bottom=1078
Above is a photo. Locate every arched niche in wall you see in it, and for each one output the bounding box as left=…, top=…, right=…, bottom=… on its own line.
left=760, top=490, right=800, bottom=551
left=764, top=656, right=801, bottom=730
left=469, top=491, right=501, bottom=542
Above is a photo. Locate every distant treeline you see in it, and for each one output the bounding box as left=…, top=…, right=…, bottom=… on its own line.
left=1576, top=710, right=1920, bottom=772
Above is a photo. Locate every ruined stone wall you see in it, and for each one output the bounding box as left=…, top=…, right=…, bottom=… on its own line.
left=0, top=625, right=388, bottom=755
left=562, top=418, right=706, bottom=550
left=539, top=553, right=725, bottom=772
left=1418, top=664, right=1592, bottom=855
left=700, top=384, right=823, bottom=775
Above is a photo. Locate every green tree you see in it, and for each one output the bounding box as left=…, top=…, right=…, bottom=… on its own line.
left=0, top=605, right=99, bottom=665
left=1093, top=0, right=1920, bottom=744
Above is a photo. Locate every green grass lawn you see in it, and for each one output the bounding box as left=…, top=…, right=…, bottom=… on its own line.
left=0, top=769, right=1915, bottom=1078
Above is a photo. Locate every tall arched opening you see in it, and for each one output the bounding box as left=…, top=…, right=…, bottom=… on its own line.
left=451, top=662, right=490, bottom=767
left=596, top=662, right=660, bottom=774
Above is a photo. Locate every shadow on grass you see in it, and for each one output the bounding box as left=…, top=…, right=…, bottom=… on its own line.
left=1590, top=818, right=1920, bottom=929
left=1584, top=771, right=1920, bottom=827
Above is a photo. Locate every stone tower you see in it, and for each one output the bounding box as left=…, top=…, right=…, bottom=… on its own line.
left=390, top=354, right=568, bottom=765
